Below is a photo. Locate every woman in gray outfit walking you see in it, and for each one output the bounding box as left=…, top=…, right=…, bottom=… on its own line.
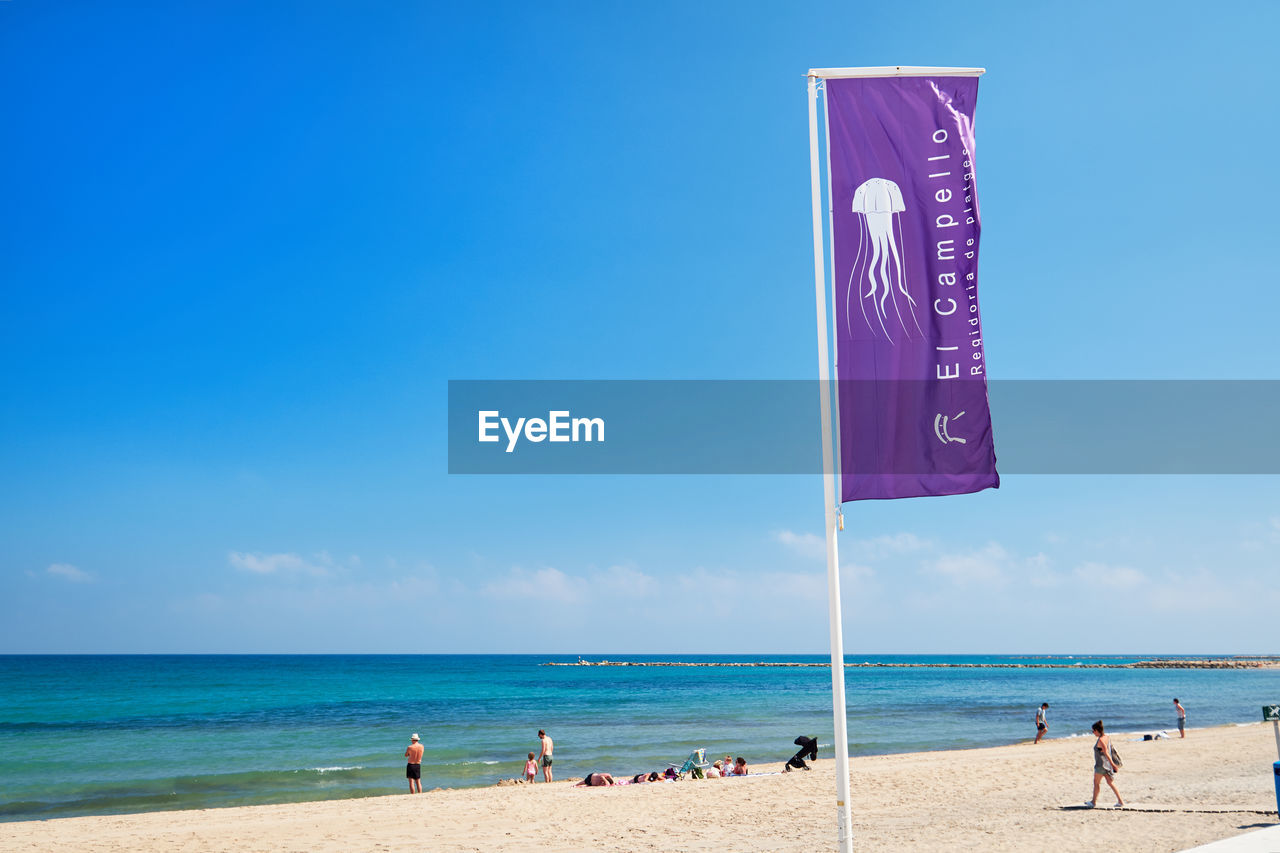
left=1086, top=720, right=1124, bottom=808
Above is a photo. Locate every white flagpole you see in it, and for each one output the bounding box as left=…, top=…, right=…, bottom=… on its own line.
left=807, top=73, right=854, bottom=853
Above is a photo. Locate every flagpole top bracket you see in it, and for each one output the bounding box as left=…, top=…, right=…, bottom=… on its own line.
left=807, top=66, right=985, bottom=79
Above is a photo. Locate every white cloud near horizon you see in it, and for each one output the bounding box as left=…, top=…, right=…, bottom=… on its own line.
left=228, top=551, right=338, bottom=577
left=1241, top=516, right=1280, bottom=552
left=98, top=529, right=1280, bottom=653
left=46, top=563, right=92, bottom=583
left=775, top=530, right=929, bottom=563
left=481, top=564, right=657, bottom=604
left=1023, top=553, right=1062, bottom=588
left=482, top=566, right=584, bottom=603
left=926, top=542, right=1009, bottom=586
left=850, top=532, right=930, bottom=560
left=921, top=544, right=1074, bottom=590
left=772, top=530, right=826, bottom=560
left=677, top=566, right=827, bottom=604
left=480, top=563, right=836, bottom=621
left=1072, top=561, right=1147, bottom=589
left=841, top=562, right=876, bottom=584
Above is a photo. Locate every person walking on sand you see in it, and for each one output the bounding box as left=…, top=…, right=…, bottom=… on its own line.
left=537, top=729, right=554, bottom=782
left=1035, top=703, right=1049, bottom=744
left=404, top=733, right=424, bottom=794
left=1085, top=720, right=1123, bottom=808
left=1174, top=698, right=1186, bottom=737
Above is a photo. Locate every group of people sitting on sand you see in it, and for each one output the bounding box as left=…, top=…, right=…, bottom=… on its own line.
left=712, top=756, right=749, bottom=777
left=577, top=755, right=749, bottom=786
left=575, top=737, right=820, bottom=787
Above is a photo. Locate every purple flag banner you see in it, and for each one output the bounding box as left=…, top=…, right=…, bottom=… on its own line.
left=826, top=76, right=998, bottom=501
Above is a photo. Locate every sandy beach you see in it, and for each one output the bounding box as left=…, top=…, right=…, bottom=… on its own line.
left=4, top=723, right=1276, bottom=852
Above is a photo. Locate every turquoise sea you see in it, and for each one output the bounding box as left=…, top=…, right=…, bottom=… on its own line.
left=2, top=654, right=1277, bottom=822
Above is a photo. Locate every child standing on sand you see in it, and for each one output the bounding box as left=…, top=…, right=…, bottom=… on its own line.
left=524, top=752, right=537, bottom=782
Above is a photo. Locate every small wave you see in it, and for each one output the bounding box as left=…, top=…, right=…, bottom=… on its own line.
left=309, top=766, right=363, bottom=774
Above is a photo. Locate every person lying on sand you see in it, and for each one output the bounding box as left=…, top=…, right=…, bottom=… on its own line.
left=577, top=773, right=614, bottom=787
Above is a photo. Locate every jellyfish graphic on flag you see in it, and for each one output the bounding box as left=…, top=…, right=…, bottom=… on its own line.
left=846, top=177, right=922, bottom=343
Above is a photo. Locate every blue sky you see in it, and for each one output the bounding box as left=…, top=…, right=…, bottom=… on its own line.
left=2, top=1, right=1277, bottom=654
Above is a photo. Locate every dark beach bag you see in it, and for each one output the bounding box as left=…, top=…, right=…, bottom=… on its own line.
left=1109, top=744, right=1123, bottom=770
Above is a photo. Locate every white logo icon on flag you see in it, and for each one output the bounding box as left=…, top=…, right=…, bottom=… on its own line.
left=933, top=411, right=967, bottom=445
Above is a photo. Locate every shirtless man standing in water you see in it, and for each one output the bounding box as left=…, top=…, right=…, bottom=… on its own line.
left=404, top=733, right=424, bottom=793
left=537, top=729, right=554, bottom=782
